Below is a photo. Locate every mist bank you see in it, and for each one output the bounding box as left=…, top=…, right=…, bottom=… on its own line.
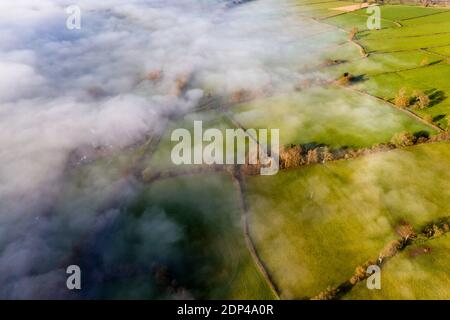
left=0, top=0, right=337, bottom=298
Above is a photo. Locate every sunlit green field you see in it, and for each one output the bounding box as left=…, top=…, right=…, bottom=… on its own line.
left=137, top=3, right=450, bottom=299
left=135, top=2, right=450, bottom=300
left=57, top=2, right=450, bottom=300
left=345, top=234, right=450, bottom=300
left=231, top=87, right=435, bottom=148
left=245, top=142, right=450, bottom=299
left=321, top=4, right=450, bottom=129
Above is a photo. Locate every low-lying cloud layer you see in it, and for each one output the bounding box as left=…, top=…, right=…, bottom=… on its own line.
left=0, top=0, right=336, bottom=298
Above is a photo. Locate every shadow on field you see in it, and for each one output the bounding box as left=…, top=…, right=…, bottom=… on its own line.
left=413, top=130, right=430, bottom=139
left=426, top=88, right=447, bottom=107
left=432, top=114, right=446, bottom=122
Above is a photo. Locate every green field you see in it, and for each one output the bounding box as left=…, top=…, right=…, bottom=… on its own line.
left=138, top=3, right=450, bottom=299
left=128, top=173, right=275, bottom=299
left=231, top=87, right=435, bottom=148
left=321, top=4, right=450, bottom=130
left=58, top=2, right=450, bottom=299
left=142, top=110, right=238, bottom=175
left=345, top=234, right=450, bottom=299
left=136, top=2, right=450, bottom=299
left=59, top=170, right=275, bottom=299
left=245, top=142, right=450, bottom=299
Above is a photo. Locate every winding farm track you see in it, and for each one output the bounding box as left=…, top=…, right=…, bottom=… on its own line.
left=232, top=171, right=282, bottom=300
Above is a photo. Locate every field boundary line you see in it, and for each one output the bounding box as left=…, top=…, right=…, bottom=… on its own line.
left=231, top=171, right=281, bottom=300
left=339, top=84, right=444, bottom=132
left=399, top=9, right=450, bottom=22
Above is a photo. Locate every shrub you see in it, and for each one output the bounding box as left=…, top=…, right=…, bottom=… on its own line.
left=350, top=260, right=376, bottom=284
left=379, top=240, right=402, bottom=262
left=230, top=89, right=252, bottom=103
left=171, top=73, right=189, bottom=96
left=312, top=286, right=339, bottom=300
left=280, top=145, right=304, bottom=169
left=147, top=69, right=162, bottom=81
left=412, top=90, right=430, bottom=109
left=390, top=131, right=416, bottom=147
left=394, top=87, right=410, bottom=108
left=322, top=147, right=334, bottom=162
left=336, top=72, right=353, bottom=86
left=423, top=114, right=433, bottom=123
left=396, top=222, right=416, bottom=241
left=349, top=27, right=358, bottom=40
left=306, top=149, right=319, bottom=164
left=429, top=132, right=450, bottom=142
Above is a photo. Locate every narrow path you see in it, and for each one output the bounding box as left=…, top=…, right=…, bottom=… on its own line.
left=231, top=170, right=281, bottom=300
left=314, top=17, right=369, bottom=57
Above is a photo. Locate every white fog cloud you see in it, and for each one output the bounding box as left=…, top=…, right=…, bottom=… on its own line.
left=0, top=0, right=336, bottom=298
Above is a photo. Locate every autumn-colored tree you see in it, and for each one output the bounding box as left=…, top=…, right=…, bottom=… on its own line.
left=280, top=145, right=304, bottom=169
left=147, top=69, right=162, bottom=81
left=350, top=260, right=376, bottom=285
left=306, top=148, right=319, bottom=164
left=230, top=89, right=252, bottom=103
left=412, top=90, right=430, bottom=109
left=394, top=87, right=410, bottom=108
left=396, top=222, right=416, bottom=241
left=336, top=72, right=353, bottom=86
left=378, top=240, right=402, bottom=263
left=171, top=73, right=190, bottom=96
left=322, top=147, right=334, bottom=162
left=423, top=114, right=433, bottom=123
left=312, top=286, right=339, bottom=300
left=390, top=131, right=416, bottom=147
left=349, top=27, right=358, bottom=40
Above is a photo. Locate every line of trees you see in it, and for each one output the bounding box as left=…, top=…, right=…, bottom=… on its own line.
left=241, top=131, right=450, bottom=175
left=394, top=88, right=431, bottom=110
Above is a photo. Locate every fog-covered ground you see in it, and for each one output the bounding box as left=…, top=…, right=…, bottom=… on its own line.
left=0, top=0, right=337, bottom=298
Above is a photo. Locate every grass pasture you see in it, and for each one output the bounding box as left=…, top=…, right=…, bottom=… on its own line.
left=321, top=3, right=450, bottom=130
left=245, top=142, right=450, bottom=299
left=57, top=2, right=450, bottom=300
left=230, top=87, right=435, bottom=148
left=128, top=173, right=275, bottom=299
left=351, top=5, right=448, bottom=22
left=345, top=234, right=450, bottom=300
left=60, top=169, right=275, bottom=299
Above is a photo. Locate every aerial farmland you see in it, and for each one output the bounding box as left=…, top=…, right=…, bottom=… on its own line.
left=0, top=0, right=448, bottom=302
